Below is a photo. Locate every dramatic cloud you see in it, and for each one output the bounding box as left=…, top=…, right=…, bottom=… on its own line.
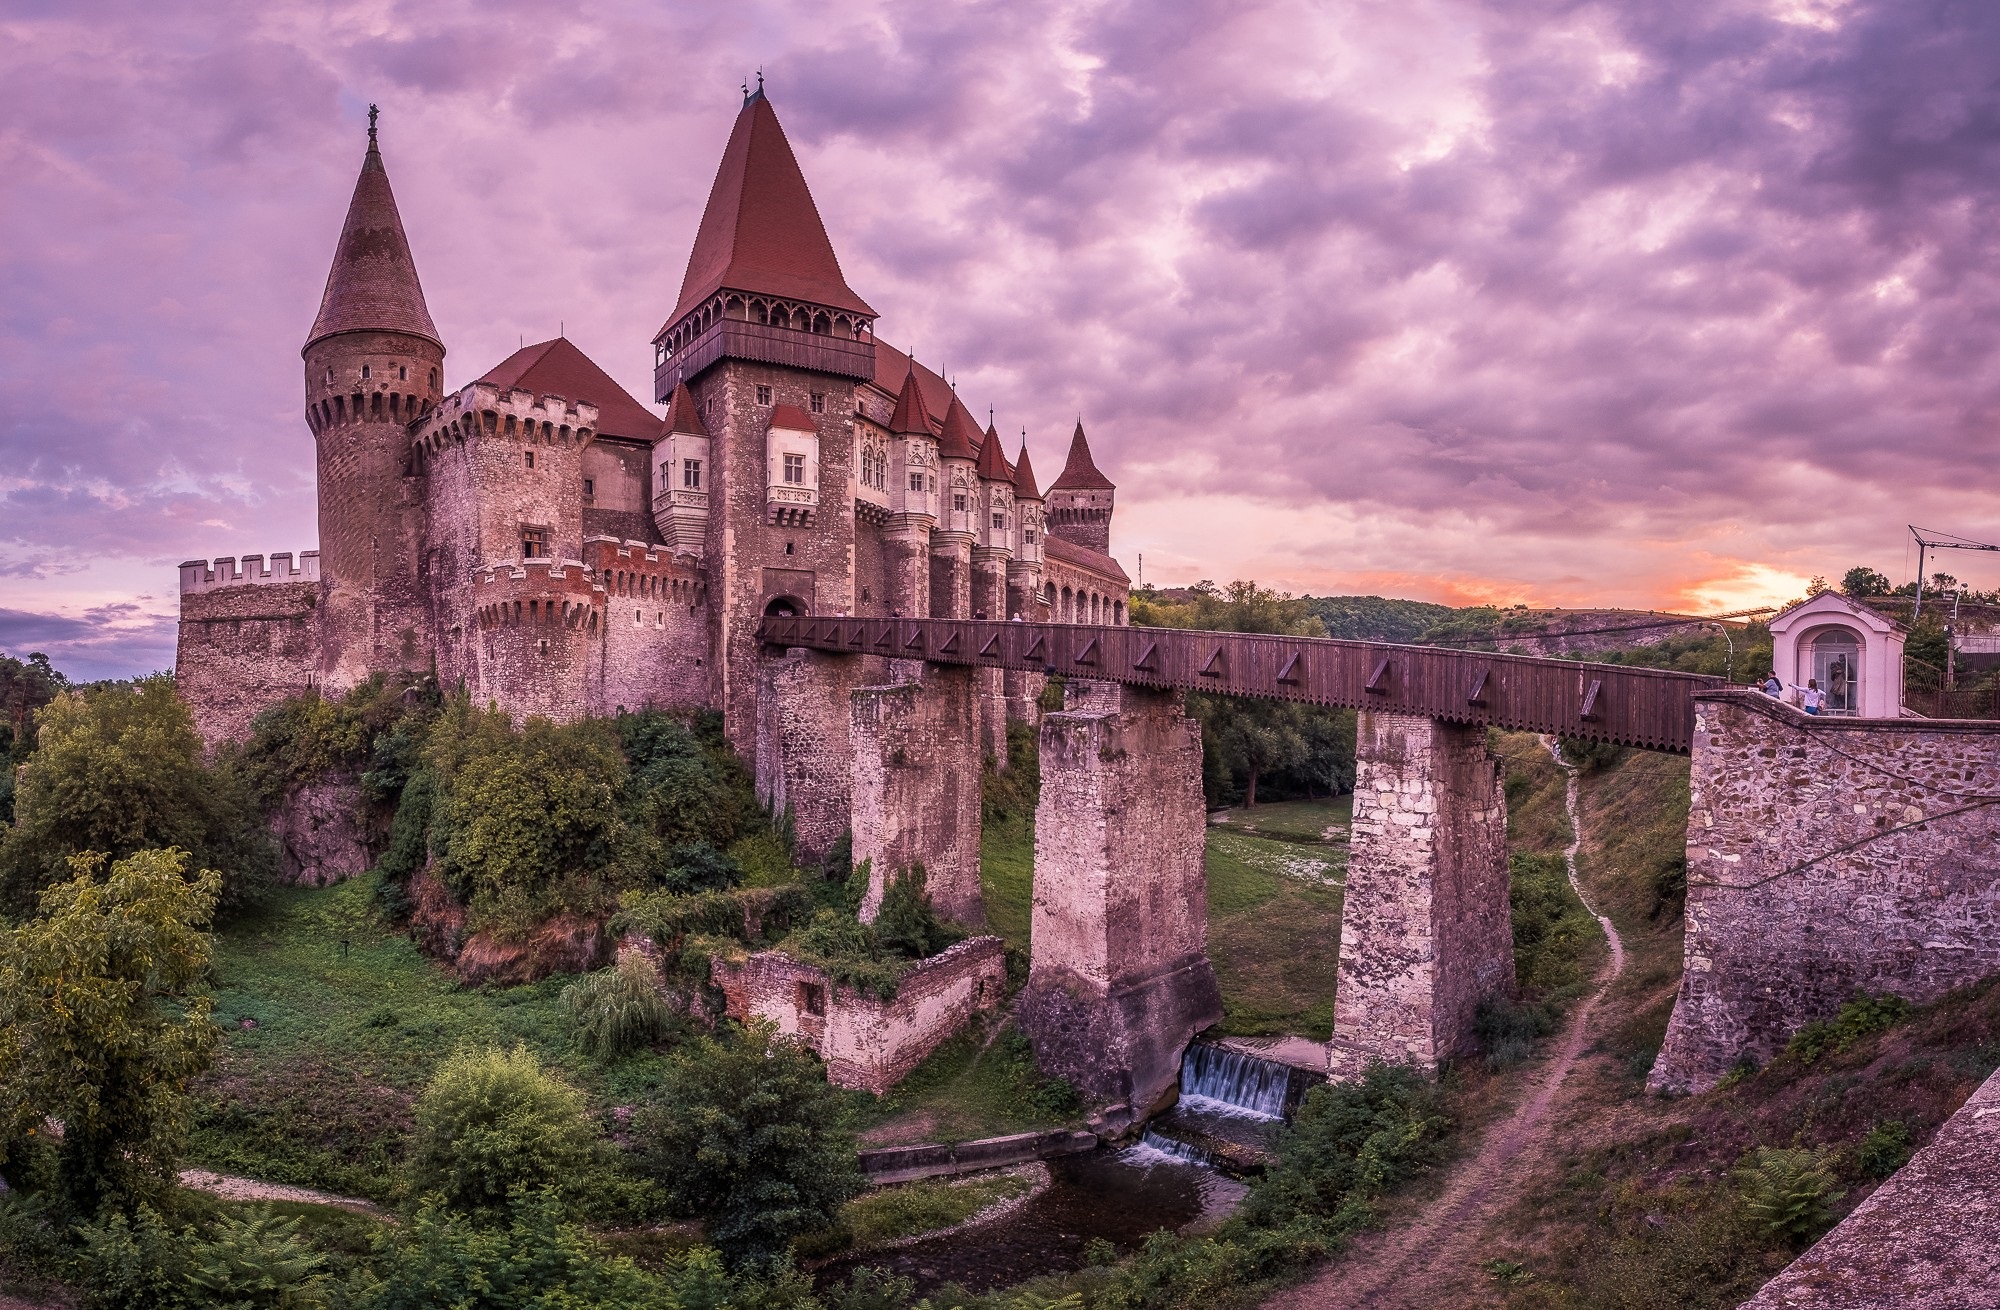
left=6, top=0, right=2000, bottom=676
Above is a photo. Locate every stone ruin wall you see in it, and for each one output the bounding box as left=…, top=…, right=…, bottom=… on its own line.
left=1652, top=691, right=2000, bottom=1094
left=268, top=776, right=372, bottom=886
left=587, top=537, right=710, bottom=716
left=176, top=555, right=322, bottom=747
left=710, top=935, right=1008, bottom=1095
left=754, top=649, right=866, bottom=866
left=1330, top=710, right=1513, bottom=1077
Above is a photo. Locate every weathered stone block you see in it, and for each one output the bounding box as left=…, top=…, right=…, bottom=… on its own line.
left=1022, top=683, right=1221, bottom=1111
left=1652, top=692, right=2000, bottom=1093
left=753, top=648, right=861, bottom=866
left=850, top=665, right=985, bottom=926
left=269, top=777, right=371, bottom=886
left=1328, top=710, right=1512, bottom=1078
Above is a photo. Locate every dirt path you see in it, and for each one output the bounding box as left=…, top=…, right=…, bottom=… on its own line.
left=178, top=1168, right=384, bottom=1216
left=1266, top=741, right=1625, bottom=1310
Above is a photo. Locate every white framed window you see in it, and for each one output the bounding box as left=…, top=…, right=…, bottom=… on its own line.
left=909, top=472, right=924, bottom=493
left=784, top=453, right=806, bottom=484
left=992, top=512, right=1005, bottom=529
left=953, top=493, right=968, bottom=513
left=683, top=459, right=702, bottom=489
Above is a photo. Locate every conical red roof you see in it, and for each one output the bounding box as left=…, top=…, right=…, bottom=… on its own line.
left=976, top=421, right=1011, bottom=480
left=1012, top=440, right=1042, bottom=499
left=938, top=393, right=983, bottom=462
left=662, top=383, right=706, bottom=437
left=478, top=338, right=660, bottom=441
left=1051, top=421, right=1115, bottom=491
left=306, top=124, right=440, bottom=352
left=888, top=369, right=933, bottom=436
left=663, top=92, right=875, bottom=332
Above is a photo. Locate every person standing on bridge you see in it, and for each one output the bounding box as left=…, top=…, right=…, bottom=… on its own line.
left=1791, top=678, right=1826, bottom=714
left=1762, top=671, right=1783, bottom=697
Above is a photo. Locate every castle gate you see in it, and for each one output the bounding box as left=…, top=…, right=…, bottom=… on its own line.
left=757, top=615, right=1717, bottom=1110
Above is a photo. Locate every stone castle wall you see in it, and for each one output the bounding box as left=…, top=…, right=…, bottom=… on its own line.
left=587, top=537, right=710, bottom=715
left=754, top=649, right=864, bottom=865
left=850, top=664, right=984, bottom=926
left=1652, top=692, right=2000, bottom=1093
left=175, top=563, right=321, bottom=746
left=711, top=935, right=1008, bottom=1094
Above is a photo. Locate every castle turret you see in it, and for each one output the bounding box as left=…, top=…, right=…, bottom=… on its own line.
left=1046, top=421, right=1114, bottom=556
left=972, top=419, right=1014, bottom=621
left=931, top=392, right=983, bottom=619
left=885, top=370, right=938, bottom=616
left=1008, top=437, right=1046, bottom=617
left=303, top=107, right=445, bottom=687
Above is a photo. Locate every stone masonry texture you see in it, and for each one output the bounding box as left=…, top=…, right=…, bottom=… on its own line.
left=850, top=664, right=985, bottom=927
left=711, top=935, right=1008, bottom=1094
left=1329, top=710, right=1513, bottom=1078
left=1021, top=682, right=1222, bottom=1113
left=1740, top=1065, right=2000, bottom=1309
left=753, top=648, right=862, bottom=867
left=1652, top=691, right=2000, bottom=1094
left=176, top=579, right=322, bottom=746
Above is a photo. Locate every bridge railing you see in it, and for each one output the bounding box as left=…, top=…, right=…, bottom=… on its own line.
left=755, top=616, right=1721, bottom=753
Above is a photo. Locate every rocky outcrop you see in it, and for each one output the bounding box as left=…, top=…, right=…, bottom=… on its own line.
left=269, top=777, right=371, bottom=886
left=405, top=867, right=607, bottom=985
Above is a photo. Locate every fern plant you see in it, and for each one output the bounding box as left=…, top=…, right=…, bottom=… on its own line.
left=562, top=954, right=677, bottom=1060
left=185, top=1207, right=334, bottom=1309
left=1735, top=1147, right=1842, bottom=1246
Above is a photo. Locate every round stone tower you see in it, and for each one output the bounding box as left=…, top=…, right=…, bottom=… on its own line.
left=302, top=107, right=445, bottom=688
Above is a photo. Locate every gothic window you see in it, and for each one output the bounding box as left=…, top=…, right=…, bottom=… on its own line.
left=809, top=392, right=825, bottom=414
left=521, top=526, right=550, bottom=559
left=684, top=459, right=702, bottom=489
left=784, top=453, right=806, bottom=484
left=429, top=368, right=438, bottom=388
left=992, top=512, right=1005, bottom=529
left=909, top=472, right=924, bottom=493
left=1025, top=529, right=1036, bottom=544
left=399, top=366, right=408, bottom=381
left=756, top=384, right=773, bottom=406
left=953, top=493, right=968, bottom=513
left=362, top=364, right=371, bottom=380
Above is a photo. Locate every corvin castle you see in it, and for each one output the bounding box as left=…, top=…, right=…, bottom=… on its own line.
left=176, top=90, right=1131, bottom=747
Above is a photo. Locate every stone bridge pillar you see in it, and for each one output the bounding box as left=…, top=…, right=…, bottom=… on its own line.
left=850, top=665, right=985, bottom=927
left=1022, top=682, right=1222, bottom=1115
left=1329, top=711, right=1513, bottom=1078
left=754, top=649, right=863, bottom=867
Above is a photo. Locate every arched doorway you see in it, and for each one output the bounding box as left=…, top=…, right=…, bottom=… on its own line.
left=1808, top=627, right=1862, bottom=715
left=764, top=595, right=806, bottom=619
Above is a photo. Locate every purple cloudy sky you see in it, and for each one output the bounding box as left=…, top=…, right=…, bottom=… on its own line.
left=6, top=0, right=2000, bottom=678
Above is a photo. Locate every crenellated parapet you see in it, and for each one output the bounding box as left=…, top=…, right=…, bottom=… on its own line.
left=410, top=381, right=599, bottom=466
left=180, top=552, right=321, bottom=594
left=471, top=558, right=604, bottom=632
left=582, top=536, right=707, bottom=606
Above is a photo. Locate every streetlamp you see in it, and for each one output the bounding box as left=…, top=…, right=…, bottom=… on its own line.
left=1704, top=622, right=1736, bottom=684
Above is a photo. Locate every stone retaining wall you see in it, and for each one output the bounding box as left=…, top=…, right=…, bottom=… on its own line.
left=1653, top=692, right=2000, bottom=1094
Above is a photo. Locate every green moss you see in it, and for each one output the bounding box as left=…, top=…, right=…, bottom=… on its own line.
left=838, top=1171, right=1033, bottom=1249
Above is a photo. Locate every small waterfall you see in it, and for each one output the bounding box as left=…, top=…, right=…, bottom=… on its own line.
left=1177, top=1042, right=1299, bottom=1119
left=1129, top=1127, right=1213, bottom=1167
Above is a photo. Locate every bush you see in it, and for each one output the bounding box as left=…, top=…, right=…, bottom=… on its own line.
left=632, top=1023, right=863, bottom=1268
left=562, top=955, right=679, bottom=1060
left=1474, top=995, right=1557, bottom=1069
left=1245, top=1062, right=1452, bottom=1230
left=408, top=1045, right=599, bottom=1217
left=73, top=1204, right=334, bottom=1310
left=872, top=864, right=963, bottom=958
left=1734, top=1147, right=1842, bottom=1247
left=1785, top=993, right=1913, bottom=1065
left=359, top=1190, right=679, bottom=1310
left=782, top=908, right=909, bottom=1000
left=1851, top=1119, right=1913, bottom=1181
left=660, top=842, right=741, bottom=895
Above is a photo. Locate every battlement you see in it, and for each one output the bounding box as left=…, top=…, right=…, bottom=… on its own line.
left=472, top=558, right=606, bottom=632
left=411, top=381, right=601, bottom=462
left=583, top=537, right=708, bottom=605
left=180, top=551, right=321, bottom=594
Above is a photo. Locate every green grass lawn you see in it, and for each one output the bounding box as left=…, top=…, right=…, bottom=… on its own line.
left=1210, top=795, right=1353, bottom=843
left=978, top=812, right=1035, bottom=951
left=188, top=878, right=667, bottom=1203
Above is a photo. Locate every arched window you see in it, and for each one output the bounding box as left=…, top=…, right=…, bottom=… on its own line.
left=1809, top=627, right=1863, bottom=715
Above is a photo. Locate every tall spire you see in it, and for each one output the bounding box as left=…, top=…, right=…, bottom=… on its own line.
left=663, top=92, right=874, bottom=331
left=938, top=391, right=983, bottom=462
left=888, top=368, right=933, bottom=435
left=1012, top=437, right=1042, bottom=500
left=305, top=109, right=440, bottom=352
left=1051, top=421, right=1115, bottom=491
left=976, top=418, right=1011, bottom=480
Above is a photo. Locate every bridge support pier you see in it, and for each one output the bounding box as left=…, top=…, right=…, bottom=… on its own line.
left=850, top=664, right=985, bottom=927
left=755, top=649, right=863, bottom=867
left=1329, top=711, right=1513, bottom=1079
left=1022, top=682, right=1222, bottom=1114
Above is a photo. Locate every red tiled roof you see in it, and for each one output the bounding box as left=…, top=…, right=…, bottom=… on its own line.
left=662, top=382, right=706, bottom=437
left=1051, top=421, right=1115, bottom=491
left=1012, top=440, right=1042, bottom=499
left=662, top=94, right=875, bottom=332
left=769, top=403, right=818, bottom=432
left=478, top=338, right=661, bottom=442
left=307, top=129, right=441, bottom=351
left=887, top=369, right=933, bottom=435
left=938, top=393, right=983, bottom=462
left=976, top=421, right=1011, bottom=480
left=1046, top=535, right=1130, bottom=584
left=870, top=341, right=951, bottom=434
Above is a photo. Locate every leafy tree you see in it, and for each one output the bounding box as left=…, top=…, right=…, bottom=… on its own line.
left=633, top=1023, right=863, bottom=1268
left=2, top=849, right=220, bottom=1219
left=408, top=1045, right=600, bottom=1218
left=0, top=677, right=272, bottom=916
left=0, top=651, right=68, bottom=823
left=357, top=1190, right=679, bottom=1310
left=1201, top=697, right=1312, bottom=808
left=562, top=955, right=679, bottom=1061
left=1841, top=566, right=1892, bottom=597
left=425, top=703, right=627, bottom=938
left=872, top=864, right=962, bottom=958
